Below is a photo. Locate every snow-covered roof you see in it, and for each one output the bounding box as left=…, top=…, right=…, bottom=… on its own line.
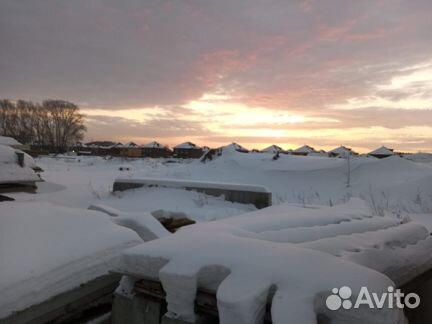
left=0, top=202, right=142, bottom=319
left=76, top=142, right=88, bottom=148
left=0, top=145, right=40, bottom=184
left=261, top=145, right=283, bottom=153
left=116, top=198, right=432, bottom=323
left=221, top=142, right=249, bottom=153
left=174, top=142, right=201, bottom=149
left=330, top=146, right=351, bottom=154
left=142, top=141, right=165, bottom=149
left=293, top=145, right=316, bottom=153
left=121, top=142, right=138, bottom=148
left=329, top=146, right=356, bottom=157
left=85, top=141, right=117, bottom=148
left=0, top=136, right=22, bottom=147
left=369, top=146, right=394, bottom=156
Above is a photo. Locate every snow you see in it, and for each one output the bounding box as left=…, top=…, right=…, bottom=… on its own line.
left=8, top=157, right=256, bottom=222
left=293, top=145, right=316, bottom=154
left=142, top=141, right=165, bottom=148
left=115, top=177, right=271, bottom=193
left=0, top=202, right=142, bottom=319
left=329, top=145, right=355, bottom=157
left=115, top=198, right=431, bottom=323
left=301, top=222, right=432, bottom=286
left=95, top=187, right=256, bottom=222
left=405, top=153, right=432, bottom=163
left=407, top=213, right=432, bottom=232
left=3, top=149, right=432, bottom=322
left=0, top=136, right=22, bottom=147
left=261, top=145, right=283, bottom=154
left=222, top=142, right=249, bottom=152
left=174, top=142, right=201, bottom=149
left=118, top=164, right=133, bottom=171
left=369, top=146, right=394, bottom=156
left=0, top=145, right=40, bottom=184
left=11, top=151, right=432, bottom=217
left=88, top=204, right=171, bottom=241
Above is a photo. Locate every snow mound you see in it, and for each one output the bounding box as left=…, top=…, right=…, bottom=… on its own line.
left=0, top=145, right=40, bottom=184
left=0, top=202, right=142, bottom=319
left=117, top=235, right=400, bottom=324
left=0, top=136, right=22, bottom=147
left=100, top=186, right=257, bottom=222
left=405, top=153, right=432, bottom=163
left=115, top=198, right=431, bottom=323
left=88, top=204, right=171, bottom=241
left=301, top=222, right=432, bottom=286
left=209, top=150, right=343, bottom=171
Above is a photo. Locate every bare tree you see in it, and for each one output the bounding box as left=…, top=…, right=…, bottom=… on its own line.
left=42, top=100, right=87, bottom=151
left=0, top=99, right=86, bottom=151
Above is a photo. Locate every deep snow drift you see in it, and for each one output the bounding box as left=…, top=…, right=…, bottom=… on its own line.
left=0, top=144, right=39, bottom=184
left=0, top=202, right=142, bottom=319
left=116, top=199, right=430, bottom=324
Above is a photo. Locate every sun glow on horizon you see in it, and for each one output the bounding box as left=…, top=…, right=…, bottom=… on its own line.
left=81, top=88, right=432, bottom=153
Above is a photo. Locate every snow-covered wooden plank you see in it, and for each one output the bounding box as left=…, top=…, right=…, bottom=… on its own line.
left=113, top=177, right=272, bottom=208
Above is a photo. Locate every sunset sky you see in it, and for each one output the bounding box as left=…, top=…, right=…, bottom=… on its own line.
left=1, top=0, right=432, bottom=152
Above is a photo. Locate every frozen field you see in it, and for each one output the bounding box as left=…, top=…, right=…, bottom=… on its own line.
left=9, top=150, right=432, bottom=219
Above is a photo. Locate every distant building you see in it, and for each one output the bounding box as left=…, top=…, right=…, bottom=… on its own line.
left=368, top=146, right=395, bottom=159
left=119, top=142, right=141, bottom=158
left=292, top=145, right=317, bottom=156
left=73, top=142, right=92, bottom=156
left=261, top=145, right=283, bottom=154
left=85, top=141, right=118, bottom=156
left=329, top=146, right=358, bottom=158
left=173, top=142, right=204, bottom=159
left=141, top=141, right=172, bottom=158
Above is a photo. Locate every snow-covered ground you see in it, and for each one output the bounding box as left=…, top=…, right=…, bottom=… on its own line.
left=2, top=150, right=432, bottom=322
left=8, top=156, right=257, bottom=222
left=9, top=151, right=432, bottom=218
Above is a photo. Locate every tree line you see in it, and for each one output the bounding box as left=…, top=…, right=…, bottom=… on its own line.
left=0, top=99, right=86, bottom=152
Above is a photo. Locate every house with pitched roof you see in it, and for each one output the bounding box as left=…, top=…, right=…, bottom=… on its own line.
left=141, top=141, right=172, bottom=158
left=173, top=142, right=204, bottom=159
